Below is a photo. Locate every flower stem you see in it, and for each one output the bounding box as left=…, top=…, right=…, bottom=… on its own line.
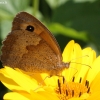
left=32, top=0, right=39, bottom=16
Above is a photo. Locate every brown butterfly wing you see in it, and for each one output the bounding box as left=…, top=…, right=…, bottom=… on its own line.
left=1, top=12, right=64, bottom=75
left=12, top=12, right=62, bottom=57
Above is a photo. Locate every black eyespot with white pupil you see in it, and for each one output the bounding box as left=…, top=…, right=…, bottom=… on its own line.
left=26, top=25, right=34, bottom=32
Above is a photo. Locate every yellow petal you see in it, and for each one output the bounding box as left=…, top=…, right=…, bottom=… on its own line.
left=30, top=90, right=59, bottom=100
left=4, top=92, right=31, bottom=100
left=0, top=73, right=24, bottom=90
left=86, top=56, right=100, bottom=84
left=87, top=91, right=100, bottom=100
left=0, top=67, right=38, bottom=92
left=69, top=97, right=81, bottom=100
left=62, top=41, right=82, bottom=82
left=90, top=72, right=100, bottom=92
left=71, top=43, right=82, bottom=82
left=62, top=40, right=75, bottom=62
left=41, top=74, right=58, bottom=87
left=76, top=47, right=95, bottom=83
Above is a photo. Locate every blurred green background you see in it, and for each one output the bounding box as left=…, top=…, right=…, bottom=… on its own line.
left=0, top=0, right=100, bottom=99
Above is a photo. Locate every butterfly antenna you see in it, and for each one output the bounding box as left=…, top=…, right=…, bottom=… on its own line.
left=70, top=62, right=91, bottom=68
left=70, top=55, right=91, bottom=68
left=71, top=55, right=89, bottom=61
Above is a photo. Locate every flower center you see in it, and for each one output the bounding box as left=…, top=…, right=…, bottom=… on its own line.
left=55, top=77, right=90, bottom=100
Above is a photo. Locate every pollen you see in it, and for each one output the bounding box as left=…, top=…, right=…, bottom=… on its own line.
left=55, top=77, right=90, bottom=100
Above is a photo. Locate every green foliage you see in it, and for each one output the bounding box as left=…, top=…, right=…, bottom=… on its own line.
left=49, top=23, right=88, bottom=41
left=51, top=0, right=100, bottom=51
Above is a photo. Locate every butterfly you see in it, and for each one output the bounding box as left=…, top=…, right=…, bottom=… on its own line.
left=1, top=12, right=70, bottom=76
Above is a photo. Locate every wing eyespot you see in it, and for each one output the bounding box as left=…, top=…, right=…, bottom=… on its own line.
left=26, top=25, right=34, bottom=32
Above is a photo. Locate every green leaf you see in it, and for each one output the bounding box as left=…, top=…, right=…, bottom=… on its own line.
left=1, top=20, right=12, bottom=40
left=49, top=23, right=89, bottom=42
left=52, top=0, right=100, bottom=50
left=0, top=0, right=30, bottom=19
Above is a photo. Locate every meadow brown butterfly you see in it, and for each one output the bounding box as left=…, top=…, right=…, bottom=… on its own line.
left=1, top=12, right=70, bottom=76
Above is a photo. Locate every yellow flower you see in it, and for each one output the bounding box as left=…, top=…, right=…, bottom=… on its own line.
left=0, top=67, right=59, bottom=100
left=0, top=40, right=100, bottom=100
left=57, top=40, right=100, bottom=100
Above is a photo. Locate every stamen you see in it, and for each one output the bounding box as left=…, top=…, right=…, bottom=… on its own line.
left=66, top=90, right=68, bottom=96
left=63, top=76, right=65, bottom=84
left=79, top=77, right=82, bottom=83
left=87, top=81, right=89, bottom=88
left=58, top=79, right=61, bottom=94
left=72, top=90, right=74, bottom=97
left=85, top=80, right=89, bottom=88
left=87, top=87, right=90, bottom=93
left=56, top=77, right=90, bottom=100
left=72, top=77, right=75, bottom=82
left=79, top=92, right=82, bottom=97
